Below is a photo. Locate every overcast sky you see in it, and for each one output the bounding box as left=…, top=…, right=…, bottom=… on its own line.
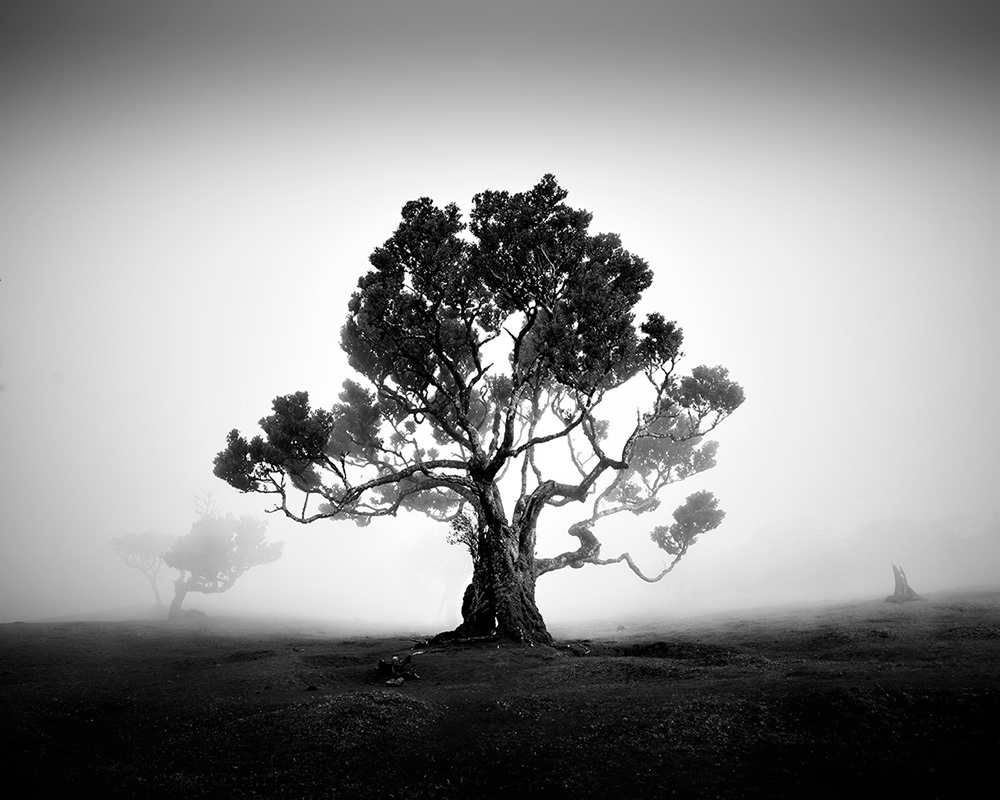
left=1, top=0, right=998, bottom=625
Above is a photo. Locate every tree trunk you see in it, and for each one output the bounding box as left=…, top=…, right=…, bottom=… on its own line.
left=168, top=579, right=189, bottom=619
left=446, top=542, right=550, bottom=645
left=147, top=575, right=164, bottom=611
left=434, top=483, right=553, bottom=646
left=885, top=562, right=923, bottom=603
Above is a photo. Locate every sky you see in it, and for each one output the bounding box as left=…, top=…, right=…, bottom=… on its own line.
left=1, top=0, right=998, bottom=626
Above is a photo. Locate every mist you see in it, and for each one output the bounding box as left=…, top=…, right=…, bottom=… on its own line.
left=1, top=0, right=998, bottom=628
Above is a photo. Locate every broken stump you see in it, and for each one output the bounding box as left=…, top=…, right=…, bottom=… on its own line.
left=885, top=562, right=923, bottom=603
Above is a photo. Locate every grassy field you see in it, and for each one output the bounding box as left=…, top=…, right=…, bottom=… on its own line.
left=3, top=587, right=998, bottom=798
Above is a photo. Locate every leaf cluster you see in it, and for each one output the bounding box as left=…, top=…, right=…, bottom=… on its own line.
left=651, top=490, right=726, bottom=556
left=163, top=514, right=283, bottom=594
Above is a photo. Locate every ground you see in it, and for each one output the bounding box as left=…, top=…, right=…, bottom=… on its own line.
left=2, top=588, right=999, bottom=798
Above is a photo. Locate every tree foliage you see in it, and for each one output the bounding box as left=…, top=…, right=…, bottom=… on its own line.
left=214, top=174, right=744, bottom=640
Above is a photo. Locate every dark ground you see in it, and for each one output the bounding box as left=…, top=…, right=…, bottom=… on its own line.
left=2, top=587, right=999, bottom=798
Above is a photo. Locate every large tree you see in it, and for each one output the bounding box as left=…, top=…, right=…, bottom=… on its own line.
left=162, top=509, right=283, bottom=618
left=214, top=175, right=744, bottom=644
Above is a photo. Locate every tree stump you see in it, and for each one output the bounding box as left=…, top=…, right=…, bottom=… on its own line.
left=885, top=563, right=923, bottom=603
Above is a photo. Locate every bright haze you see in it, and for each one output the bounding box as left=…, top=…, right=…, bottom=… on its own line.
left=1, top=0, right=997, bottom=627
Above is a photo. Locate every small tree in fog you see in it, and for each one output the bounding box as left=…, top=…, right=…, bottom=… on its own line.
left=162, top=503, right=283, bottom=619
left=214, top=175, right=744, bottom=644
left=109, top=530, right=179, bottom=611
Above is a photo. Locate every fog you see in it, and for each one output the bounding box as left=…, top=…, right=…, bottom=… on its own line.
left=2, top=0, right=998, bottom=628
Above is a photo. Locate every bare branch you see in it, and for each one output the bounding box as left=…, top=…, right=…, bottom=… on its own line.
left=586, top=547, right=689, bottom=583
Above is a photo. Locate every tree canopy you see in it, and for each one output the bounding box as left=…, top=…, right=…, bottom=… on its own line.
left=214, top=174, right=743, bottom=643
left=163, top=510, right=283, bottom=618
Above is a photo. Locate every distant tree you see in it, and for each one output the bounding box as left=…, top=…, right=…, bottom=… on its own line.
left=214, top=174, right=744, bottom=644
left=162, top=506, right=283, bottom=619
left=109, top=530, right=179, bottom=611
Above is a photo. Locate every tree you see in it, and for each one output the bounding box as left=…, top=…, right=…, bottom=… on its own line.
left=109, top=530, right=179, bottom=611
left=162, top=506, right=283, bottom=618
left=214, top=174, right=744, bottom=644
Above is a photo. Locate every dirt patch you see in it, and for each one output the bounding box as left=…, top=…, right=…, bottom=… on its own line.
left=224, top=649, right=277, bottom=662
left=939, top=624, right=1000, bottom=640
left=610, top=640, right=746, bottom=661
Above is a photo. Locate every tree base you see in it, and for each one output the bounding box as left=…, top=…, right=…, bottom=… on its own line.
left=425, top=624, right=551, bottom=649
left=168, top=608, right=208, bottom=620
left=424, top=629, right=499, bottom=648
left=436, top=576, right=554, bottom=647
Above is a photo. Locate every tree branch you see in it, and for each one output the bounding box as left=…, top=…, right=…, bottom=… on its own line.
left=585, top=547, right=689, bottom=583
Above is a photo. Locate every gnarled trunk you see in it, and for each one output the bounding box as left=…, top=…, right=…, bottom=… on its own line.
left=457, top=542, right=549, bottom=643
left=168, top=578, right=190, bottom=619
left=448, top=536, right=550, bottom=644
left=436, top=482, right=553, bottom=646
